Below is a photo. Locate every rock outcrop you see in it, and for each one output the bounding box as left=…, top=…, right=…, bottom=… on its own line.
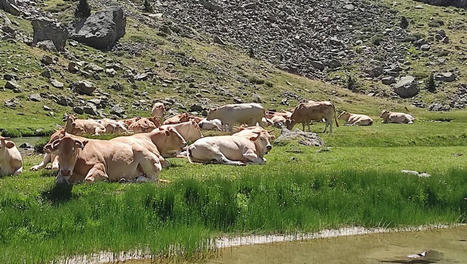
left=70, top=6, right=126, bottom=51
left=32, top=18, right=69, bottom=51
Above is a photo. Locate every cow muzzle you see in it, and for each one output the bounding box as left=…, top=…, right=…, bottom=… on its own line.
left=266, top=145, right=272, bottom=152
left=60, top=169, right=72, bottom=177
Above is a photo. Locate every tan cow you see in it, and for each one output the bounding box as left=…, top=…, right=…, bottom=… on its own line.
left=160, top=120, right=202, bottom=143
left=128, top=117, right=161, bottom=133
left=97, top=118, right=129, bottom=134
left=286, top=101, right=339, bottom=133
left=64, top=114, right=106, bottom=135
left=151, top=102, right=166, bottom=120
left=380, top=110, right=415, bottom=124
left=50, top=134, right=164, bottom=184
left=31, top=129, right=72, bottom=171
left=198, top=118, right=222, bottom=131
left=187, top=129, right=272, bottom=166
left=207, top=103, right=265, bottom=131
left=338, top=111, right=373, bottom=126
left=163, top=113, right=203, bottom=125
left=121, top=117, right=141, bottom=127
left=0, top=136, right=22, bottom=176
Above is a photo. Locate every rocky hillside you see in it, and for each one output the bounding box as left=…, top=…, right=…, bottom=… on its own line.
left=0, top=0, right=465, bottom=136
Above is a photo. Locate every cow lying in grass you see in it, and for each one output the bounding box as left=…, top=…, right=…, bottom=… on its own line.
left=380, top=110, right=414, bottom=124
left=0, top=136, right=22, bottom=176
left=187, top=126, right=273, bottom=166
left=338, top=111, right=373, bottom=126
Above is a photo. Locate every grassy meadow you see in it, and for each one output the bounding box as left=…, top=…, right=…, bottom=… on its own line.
left=0, top=111, right=466, bottom=263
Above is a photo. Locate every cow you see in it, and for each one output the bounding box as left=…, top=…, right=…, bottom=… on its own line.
left=160, top=120, right=202, bottom=143
left=163, top=113, right=203, bottom=125
left=338, top=111, right=373, bottom=126
left=380, top=110, right=415, bottom=124
left=198, top=118, right=222, bottom=131
left=187, top=129, right=272, bottom=166
left=50, top=134, right=164, bottom=184
left=31, top=129, right=71, bottom=171
left=285, top=101, right=339, bottom=133
left=207, top=103, right=265, bottom=131
left=64, top=114, right=106, bottom=136
left=265, top=111, right=292, bottom=128
left=151, top=102, right=166, bottom=120
left=97, top=118, right=129, bottom=134
left=0, top=136, right=22, bottom=176
left=121, top=117, right=141, bottom=127
left=128, top=117, right=161, bottom=133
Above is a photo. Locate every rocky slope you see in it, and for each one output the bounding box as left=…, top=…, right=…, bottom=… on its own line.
left=0, top=0, right=465, bottom=136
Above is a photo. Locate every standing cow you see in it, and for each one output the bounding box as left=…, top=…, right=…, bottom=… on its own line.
left=286, top=101, right=339, bottom=133
left=380, top=110, right=414, bottom=124
left=207, top=103, right=265, bottom=131
left=0, top=136, right=23, bottom=176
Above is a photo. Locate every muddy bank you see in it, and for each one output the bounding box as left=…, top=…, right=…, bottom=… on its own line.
left=58, top=224, right=465, bottom=264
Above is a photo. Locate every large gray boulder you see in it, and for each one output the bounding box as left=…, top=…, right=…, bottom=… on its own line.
left=32, top=18, right=69, bottom=51
left=415, top=0, right=467, bottom=7
left=0, top=0, right=21, bottom=16
left=70, top=6, right=126, bottom=51
left=275, top=128, right=324, bottom=147
left=71, top=80, right=96, bottom=95
left=393, top=76, right=419, bottom=98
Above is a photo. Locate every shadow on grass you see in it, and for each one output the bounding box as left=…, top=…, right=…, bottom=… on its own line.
left=41, top=183, right=74, bottom=204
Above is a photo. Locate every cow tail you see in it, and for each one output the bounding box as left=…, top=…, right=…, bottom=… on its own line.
left=333, top=103, right=339, bottom=127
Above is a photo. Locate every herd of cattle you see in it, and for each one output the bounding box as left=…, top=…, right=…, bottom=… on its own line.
left=0, top=101, right=416, bottom=183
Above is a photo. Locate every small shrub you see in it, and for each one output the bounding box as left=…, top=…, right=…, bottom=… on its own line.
left=75, top=0, right=91, bottom=19
left=400, top=16, right=409, bottom=29
left=426, top=72, right=436, bottom=93
left=143, top=0, right=153, bottom=13
left=346, top=74, right=357, bottom=91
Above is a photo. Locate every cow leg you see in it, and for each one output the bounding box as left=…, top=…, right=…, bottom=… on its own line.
left=138, top=152, right=162, bottom=182
left=13, top=167, right=23, bottom=175
left=302, top=123, right=305, bottom=131
left=219, top=156, right=245, bottom=166
left=243, top=150, right=265, bottom=165
left=30, top=153, right=51, bottom=171
left=84, top=164, right=108, bottom=183
left=51, top=155, right=60, bottom=171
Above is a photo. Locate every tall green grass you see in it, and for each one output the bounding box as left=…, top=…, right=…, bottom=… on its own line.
left=0, top=168, right=465, bottom=263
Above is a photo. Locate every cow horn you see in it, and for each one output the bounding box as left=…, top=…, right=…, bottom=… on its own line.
left=75, top=140, right=85, bottom=149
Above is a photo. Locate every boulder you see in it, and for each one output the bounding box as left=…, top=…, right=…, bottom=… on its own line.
left=275, top=128, right=324, bottom=147
left=5, top=80, right=21, bottom=92
left=382, top=76, right=396, bottom=85
left=0, top=0, right=21, bottom=16
left=110, top=104, right=125, bottom=117
left=31, top=18, right=69, bottom=51
left=28, top=93, right=42, bottom=102
left=393, top=76, right=419, bottom=98
left=50, top=79, right=64, bottom=88
left=435, top=72, right=455, bottom=82
left=83, top=103, right=98, bottom=115
left=71, top=80, right=96, bottom=95
left=70, top=6, right=126, bottom=51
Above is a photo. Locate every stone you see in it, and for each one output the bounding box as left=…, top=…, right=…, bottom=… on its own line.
left=4, top=80, right=20, bottom=91
left=28, top=93, right=41, bottom=102
left=43, top=105, right=51, bottom=111
left=70, top=6, right=126, bottom=51
left=310, top=61, right=325, bottom=71
left=105, top=68, right=117, bottom=76
left=382, top=76, right=396, bottom=85
left=401, top=170, right=431, bottom=177
left=435, top=72, right=455, bottom=82
left=40, top=70, right=51, bottom=79
left=252, top=94, right=262, bottom=103
left=68, top=62, right=79, bottom=73
left=275, top=127, right=325, bottom=147
left=420, top=44, right=431, bottom=51
left=4, top=98, right=20, bottom=109
left=50, top=79, right=64, bottom=88
left=36, top=40, right=58, bottom=52
left=71, top=80, right=96, bottom=95
left=189, top=103, right=204, bottom=112
left=110, top=104, right=125, bottom=116
left=3, top=73, right=16, bottom=81
left=108, top=82, right=123, bottom=91
left=19, top=142, right=33, bottom=149
left=73, top=106, right=84, bottom=114
left=83, top=103, right=98, bottom=115
left=55, top=95, right=73, bottom=106
left=0, top=0, right=21, bottom=16
left=41, top=55, right=55, bottom=65
left=84, top=63, right=104, bottom=72
left=393, top=76, right=419, bottom=98
left=213, top=35, right=225, bottom=45
left=31, top=18, right=68, bottom=51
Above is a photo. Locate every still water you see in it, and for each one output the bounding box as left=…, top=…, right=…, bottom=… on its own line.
left=207, top=226, right=467, bottom=264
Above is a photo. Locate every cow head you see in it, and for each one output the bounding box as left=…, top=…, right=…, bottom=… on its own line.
left=250, top=131, right=273, bottom=156
left=152, top=102, right=166, bottom=118
left=380, top=110, right=390, bottom=119
left=43, top=129, right=66, bottom=153
left=338, top=111, right=351, bottom=121
left=0, top=136, right=15, bottom=152
left=50, top=136, right=87, bottom=183
left=285, top=119, right=296, bottom=130
left=206, top=107, right=219, bottom=120
left=150, top=127, right=186, bottom=156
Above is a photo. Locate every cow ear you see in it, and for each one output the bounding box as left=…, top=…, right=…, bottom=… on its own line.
left=5, top=141, right=15, bottom=149
left=75, top=139, right=86, bottom=149
left=249, top=134, right=260, bottom=141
